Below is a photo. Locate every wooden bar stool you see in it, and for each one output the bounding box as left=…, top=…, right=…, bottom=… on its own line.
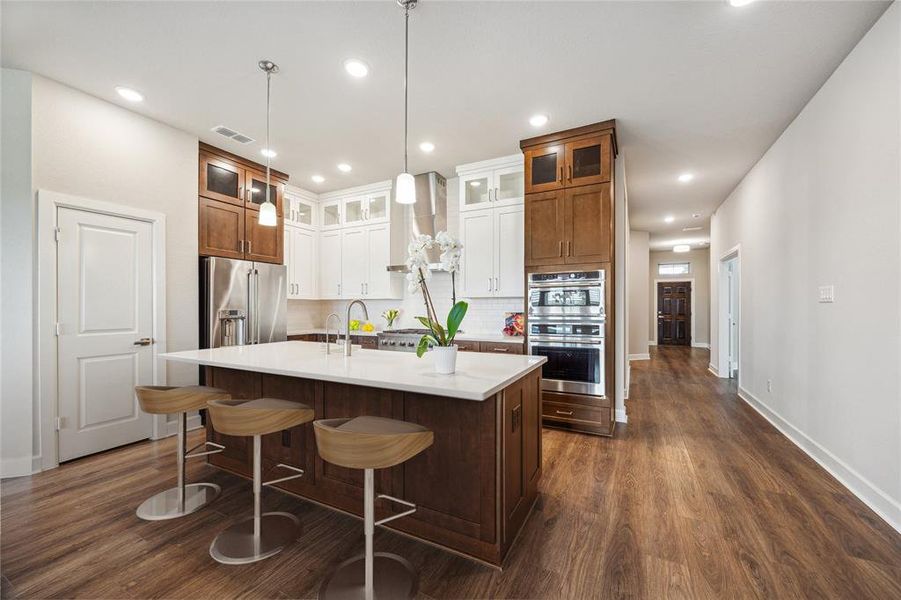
left=206, top=397, right=314, bottom=565
left=134, top=385, right=230, bottom=520
left=314, top=416, right=434, bottom=600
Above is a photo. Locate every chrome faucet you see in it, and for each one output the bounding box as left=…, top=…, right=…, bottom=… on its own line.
left=324, top=313, right=341, bottom=355
left=344, top=299, right=369, bottom=356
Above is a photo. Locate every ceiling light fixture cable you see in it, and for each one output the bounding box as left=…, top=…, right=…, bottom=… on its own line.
left=394, top=0, right=418, bottom=204
left=258, top=59, right=279, bottom=226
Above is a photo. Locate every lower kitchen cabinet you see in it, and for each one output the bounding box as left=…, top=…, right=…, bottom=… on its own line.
left=481, top=341, right=524, bottom=355
left=541, top=390, right=613, bottom=436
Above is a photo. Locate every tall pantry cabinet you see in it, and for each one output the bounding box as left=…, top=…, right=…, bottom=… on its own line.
left=520, top=120, right=618, bottom=436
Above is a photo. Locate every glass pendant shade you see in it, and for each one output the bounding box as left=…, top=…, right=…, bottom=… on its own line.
left=395, top=172, right=416, bottom=205
left=259, top=200, right=278, bottom=226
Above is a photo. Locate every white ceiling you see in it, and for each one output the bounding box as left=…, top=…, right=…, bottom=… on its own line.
left=2, top=1, right=888, bottom=250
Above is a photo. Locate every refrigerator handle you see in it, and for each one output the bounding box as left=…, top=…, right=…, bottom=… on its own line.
left=247, top=268, right=256, bottom=344
left=255, top=268, right=261, bottom=344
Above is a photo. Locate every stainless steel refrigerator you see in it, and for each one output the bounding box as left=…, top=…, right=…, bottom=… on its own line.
left=200, top=257, right=287, bottom=349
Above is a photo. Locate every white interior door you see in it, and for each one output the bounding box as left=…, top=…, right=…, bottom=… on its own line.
left=57, top=207, right=154, bottom=461
left=728, top=260, right=740, bottom=378
left=494, top=205, right=524, bottom=297
left=460, top=209, right=494, bottom=298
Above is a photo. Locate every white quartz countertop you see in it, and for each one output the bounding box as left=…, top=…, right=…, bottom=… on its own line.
left=161, top=341, right=545, bottom=401
left=287, top=328, right=524, bottom=344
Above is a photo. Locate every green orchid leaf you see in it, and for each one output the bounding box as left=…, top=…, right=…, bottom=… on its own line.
left=446, top=301, right=468, bottom=342
left=416, top=335, right=431, bottom=358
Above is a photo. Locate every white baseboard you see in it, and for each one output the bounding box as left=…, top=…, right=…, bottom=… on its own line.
left=648, top=340, right=657, bottom=346
left=615, top=408, right=628, bottom=423
left=737, top=387, right=900, bottom=534
left=159, top=414, right=203, bottom=438
left=708, top=364, right=718, bottom=377
left=0, top=456, right=34, bottom=479
left=628, top=353, right=650, bottom=361
left=692, top=342, right=710, bottom=349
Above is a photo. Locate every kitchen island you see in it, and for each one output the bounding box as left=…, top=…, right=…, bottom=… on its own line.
left=161, top=341, right=546, bottom=566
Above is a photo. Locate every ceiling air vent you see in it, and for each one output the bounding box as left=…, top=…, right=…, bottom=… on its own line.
left=682, top=226, right=703, bottom=232
left=211, top=125, right=255, bottom=145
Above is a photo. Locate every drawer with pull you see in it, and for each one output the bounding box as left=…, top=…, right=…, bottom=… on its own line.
left=542, top=399, right=605, bottom=425
left=480, top=341, right=524, bottom=355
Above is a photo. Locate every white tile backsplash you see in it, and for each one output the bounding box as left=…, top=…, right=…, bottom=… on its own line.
left=289, top=271, right=523, bottom=335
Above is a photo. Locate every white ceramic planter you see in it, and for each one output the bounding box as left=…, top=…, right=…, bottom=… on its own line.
left=432, top=345, right=458, bottom=374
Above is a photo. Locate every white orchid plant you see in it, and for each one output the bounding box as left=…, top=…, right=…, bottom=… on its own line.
left=405, top=232, right=468, bottom=357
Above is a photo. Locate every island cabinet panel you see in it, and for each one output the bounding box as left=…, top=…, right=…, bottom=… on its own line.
left=203, top=366, right=542, bottom=566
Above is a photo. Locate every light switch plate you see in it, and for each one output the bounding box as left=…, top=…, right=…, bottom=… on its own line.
left=818, top=285, right=835, bottom=303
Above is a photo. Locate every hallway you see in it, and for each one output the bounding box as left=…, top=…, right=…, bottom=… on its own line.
left=2, top=347, right=899, bottom=599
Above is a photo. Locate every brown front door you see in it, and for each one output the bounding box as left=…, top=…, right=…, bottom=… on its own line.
left=657, top=281, right=691, bottom=346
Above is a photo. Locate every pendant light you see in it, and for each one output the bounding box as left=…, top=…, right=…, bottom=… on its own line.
left=394, top=0, right=417, bottom=205
left=258, top=60, right=279, bottom=226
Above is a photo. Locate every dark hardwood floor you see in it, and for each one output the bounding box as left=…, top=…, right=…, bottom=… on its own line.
left=2, top=346, right=899, bottom=599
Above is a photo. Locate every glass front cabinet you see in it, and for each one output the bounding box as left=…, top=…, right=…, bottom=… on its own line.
left=524, top=133, right=613, bottom=194
left=456, top=154, right=525, bottom=213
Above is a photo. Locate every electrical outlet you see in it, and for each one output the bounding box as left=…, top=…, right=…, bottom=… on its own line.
left=818, top=285, right=835, bottom=303
left=766, top=379, right=773, bottom=393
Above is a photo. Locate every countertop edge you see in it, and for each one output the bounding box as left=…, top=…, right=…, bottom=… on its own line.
left=162, top=353, right=546, bottom=401
left=287, top=328, right=525, bottom=344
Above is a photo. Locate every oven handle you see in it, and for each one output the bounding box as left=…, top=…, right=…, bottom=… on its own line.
left=527, top=281, right=603, bottom=289
left=528, top=336, right=605, bottom=345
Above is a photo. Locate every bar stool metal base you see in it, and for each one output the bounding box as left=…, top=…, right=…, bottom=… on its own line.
left=319, top=552, right=417, bottom=600
left=136, top=483, right=221, bottom=521
left=209, top=512, right=301, bottom=565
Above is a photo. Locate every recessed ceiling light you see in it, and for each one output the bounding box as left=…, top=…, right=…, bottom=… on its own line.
left=673, top=244, right=691, bottom=253
left=664, top=215, right=675, bottom=223
left=337, top=163, right=352, bottom=173
left=115, top=86, right=144, bottom=102
left=260, top=148, right=277, bottom=158
left=529, top=114, right=549, bottom=127
left=729, top=0, right=755, bottom=7
left=470, top=181, right=481, bottom=187
left=678, top=173, right=694, bottom=183
left=311, top=175, right=325, bottom=184
left=343, top=59, right=369, bottom=78
left=692, top=212, right=702, bottom=218
left=419, top=141, right=435, bottom=153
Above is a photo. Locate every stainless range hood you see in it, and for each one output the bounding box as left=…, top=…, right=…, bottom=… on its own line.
left=387, top=171, right=448, bottom=272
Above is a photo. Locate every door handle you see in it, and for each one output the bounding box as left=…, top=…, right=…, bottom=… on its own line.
left=133, top=337, right=153, bottom=346
left=488, top=277, right=493, bottom=292
left=558, top=166, right=563, bottom=184
left=495, top=187, right=499, bottom=201
left=558, top=241, right=563, bottom=257
left=247, top=240, right=252, bottom=255
left=567, top=241, right=572, bottom=256
left=494, top=276, right=499, bottom=292
left=568, top=164, right=573, bottom=182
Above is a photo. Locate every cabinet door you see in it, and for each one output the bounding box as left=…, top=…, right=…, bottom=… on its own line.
left=564, top=134, right=612, bottom=187
left=341, top=228, right=368, bottom=298
left=503, top=378, right=527, bottom=545
left=295, top=228, right=317, bottom=299
left=294, top=197, right=316, bottom=228
left=494, top=206, right=524, bottom=297
left=523, top=144, right=564, bottom=194
left=524, top=190, right=565, bottom=267
left=564, top=183, right=611, bottom=264
left=320, top=200, right=342, bottom=230
left=319, top=231, right=342, bottom=298
left=365, top=191, right=390, bottom=224
left=365, top=224, right=393, bottom=298
left=199, top=197, right=245, bottom=259
left=246, top=211, right=284, bottom=264
left=199, top=154, right=245, bottom=206
left=285, top=226, right=297, bottom=298
left=492, top=165, right=524, bottom=208
left=245, top=169, right=284, bottom=215
left=459, top=172, right=492, bottom=212
left=343, top=196, right=367, bottom=227
left=460, top=209, right=494, bottom=298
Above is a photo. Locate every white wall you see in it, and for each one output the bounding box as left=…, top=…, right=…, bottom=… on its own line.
left=650, top=248, right=710, bottom=346
left=628, top=230, right=650, bottom=358
left=710, top=4, right=900, bottom=530
left=9, top=75, right=200, bottom=469
left=1, top=69, right=35, bottom=477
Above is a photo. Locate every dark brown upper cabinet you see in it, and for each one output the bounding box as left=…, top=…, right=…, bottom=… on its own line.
left=564, top=183, right=611, bottom=264
left=522, top=121, right=616, bottom=194
left=198, top=143, right=288, bottom=264
left=524, top=190, right=565, bottom=267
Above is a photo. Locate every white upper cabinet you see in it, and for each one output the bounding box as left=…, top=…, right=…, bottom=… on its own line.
left=493, top=205, right=524, bottom=297
left=343, top=196, right=367, bottom=227
left=456, top=154, right=524, bottom=213
left=285, top=224, right=318, bottom=299
left=284, top=190, right=317, bottom=229
left=341, top=228, right=368, bottom=298
left=365, top=223, right=395, bottom=298
left=320, top=199, right=342, bottom=230
left=459, top=209, right=495, bottom=298
left=341, top=190, right=391, bottom=226
left=319, top=230, right=342, bottom=298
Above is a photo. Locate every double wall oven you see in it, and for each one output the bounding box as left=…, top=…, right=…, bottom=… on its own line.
left=527, top=270, right=606, bottom=397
